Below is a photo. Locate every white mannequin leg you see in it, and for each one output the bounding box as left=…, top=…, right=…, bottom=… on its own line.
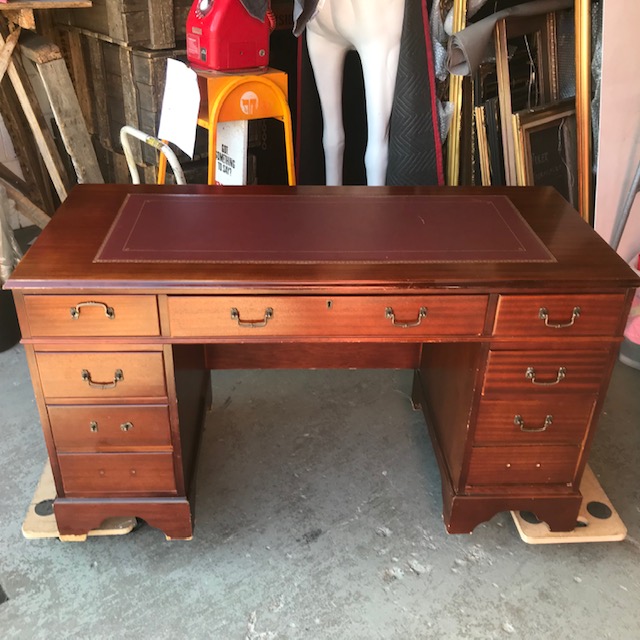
left=305, top=0, right=405, bottom=186
left=359, top=41, right=401, bottom=186
left=306, top=30, right=349, bottom=185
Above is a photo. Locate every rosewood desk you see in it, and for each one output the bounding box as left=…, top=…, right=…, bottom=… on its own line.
left=6, top=185, right=639, bottom=540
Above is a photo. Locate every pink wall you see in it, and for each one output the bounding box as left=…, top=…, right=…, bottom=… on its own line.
left=594, top=2, right=640, bottom=265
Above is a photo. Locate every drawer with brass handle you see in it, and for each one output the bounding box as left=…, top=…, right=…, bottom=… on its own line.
left=482, top=350, right=611, bottom=396
left=167, top=295, right=489, bottom=338
left=58, top=452, right=177, bottom=496
left=493, top=294, right=626, bottom=337
left=35, top=351, right=167, bottom=399
left=23, top=295, right=160, bottom=337
left=466, top=445, right=581, bottom=486
left=474, top=398, right=596, bottom=445
left=48, top=404, right=172, bottom=451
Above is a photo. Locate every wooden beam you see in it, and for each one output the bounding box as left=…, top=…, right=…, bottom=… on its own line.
left=2, top=10, right=35, bottom=30
left=60, top=29, right=94, bottom=134
left=19, top=29, right=61, bottom=64
left=0, top=26, right=70, bottom=200
left=20, top=30, right=103, bottom=183
left=0, top=25, right=19, bottom=84
left=0, top=174, right=51, bottom=229
left=0, top=1, right=91, bottom=9
left=0, top=155, right=33, bottom=194
left=85, top=34, right=110, bottom=146
left=0, top=79, right=55, bottom=213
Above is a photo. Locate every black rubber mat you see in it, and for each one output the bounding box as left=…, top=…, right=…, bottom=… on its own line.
left=386, top=0, right=444, bottom=186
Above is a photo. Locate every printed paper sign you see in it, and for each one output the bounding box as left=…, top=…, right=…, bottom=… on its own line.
left=215, top=121, right=248, bottom=185
left=158, top=59, right=200, bottom=158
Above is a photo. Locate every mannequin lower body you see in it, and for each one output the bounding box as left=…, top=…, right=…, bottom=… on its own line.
left=305, top=0, right=405, bottom=186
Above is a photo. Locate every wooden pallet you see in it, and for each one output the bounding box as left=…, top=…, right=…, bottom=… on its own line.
left=511, top=465, right=627, bottom=544
left=22, top=460, right=136, bottom=542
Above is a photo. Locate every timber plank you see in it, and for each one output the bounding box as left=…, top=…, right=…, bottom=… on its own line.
left=20, top=30, right=103, bottom=183
left=61, top=29, right=94, bottom=133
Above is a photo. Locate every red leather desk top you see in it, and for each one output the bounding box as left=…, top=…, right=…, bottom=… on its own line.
left=95, top=193, right=554, bottom=264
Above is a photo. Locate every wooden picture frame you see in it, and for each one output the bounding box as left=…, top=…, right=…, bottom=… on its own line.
left=474, top=105, right=491, bottom=186
left=495, top=12, right=559, bottom=186
left=446, top=0, right=469, bottom=186
left=512, top=100, right=578, bottom=207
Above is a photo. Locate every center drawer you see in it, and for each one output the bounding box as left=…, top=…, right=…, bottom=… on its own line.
left=36, top=351, right=167, bottom=399
left=167, top=295, right=489, bottom=338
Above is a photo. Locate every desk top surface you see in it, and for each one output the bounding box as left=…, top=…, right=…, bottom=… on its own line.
left=7, top=185, right=639, bottom=293
left=94, top=192, right=553, bottom=265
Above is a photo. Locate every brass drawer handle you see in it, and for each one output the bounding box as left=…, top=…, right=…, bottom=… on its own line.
left=70, top=301, right=115, bottom=320
left=81, top=368, right=124, bottom=389
left=514, top=414, right=553, bottom=433
left=385, top=306, right=427, bottom=328
left=89, top=421, right=98, bottom=432
left=525, top=366, right=566, bottom=386
left=230, top=307, right=273, bottom=328
left=120, top=422, right=134, bottom=432
left=538, top=306, right=581, bottom=328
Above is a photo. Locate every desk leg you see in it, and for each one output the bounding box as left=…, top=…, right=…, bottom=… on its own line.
left=443, top=492, right=582, bottom=534
left=54, top=498, right=194, bottom=541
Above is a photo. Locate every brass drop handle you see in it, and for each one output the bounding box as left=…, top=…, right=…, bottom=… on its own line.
left=230, top=307, right=273, bottom=328
left=70, top=301, right=115, bottom=320
left=525, top=366, right=566, bottom=386
left=514, top=414, right=553, bottom=433
left=538, top=306, right=580, bottom=328
left=120, top=422, right=134, bottom=432
left=81, top=368, right=124, bottom=389
left=385, top=306, right=427, bottom=328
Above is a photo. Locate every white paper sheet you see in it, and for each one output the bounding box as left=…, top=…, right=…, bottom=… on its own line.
left=157, top=59, right=200, bottom=159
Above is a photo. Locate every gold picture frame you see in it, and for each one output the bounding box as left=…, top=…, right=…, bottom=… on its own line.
left=445, top=0, right=592, bottom=215
left=512, top=100, right=578, bottom=207
left=474, top=105, right=491, bottom=186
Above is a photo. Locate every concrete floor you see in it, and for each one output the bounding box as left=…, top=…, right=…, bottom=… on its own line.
left=0, top=341, right=638, bottom=639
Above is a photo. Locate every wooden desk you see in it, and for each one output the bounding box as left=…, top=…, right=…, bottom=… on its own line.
left=6, top=185, right=639, bottom=541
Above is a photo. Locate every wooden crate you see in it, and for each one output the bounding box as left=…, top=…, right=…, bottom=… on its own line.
left=56, top=0, right=193, bottom=50
left=62, top=27, right=208, bottom=166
